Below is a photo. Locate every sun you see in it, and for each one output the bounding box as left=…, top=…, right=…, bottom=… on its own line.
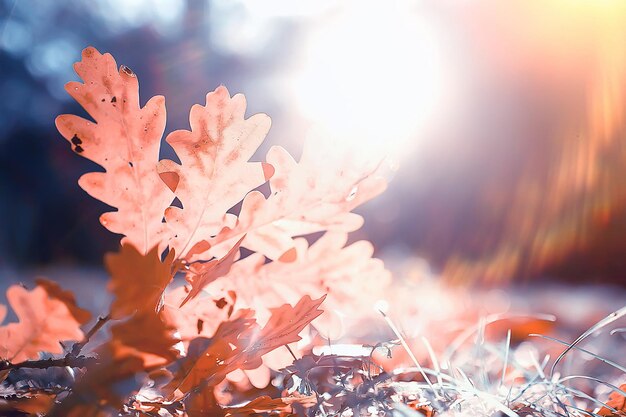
left=288, top=1, right=449, bottom=161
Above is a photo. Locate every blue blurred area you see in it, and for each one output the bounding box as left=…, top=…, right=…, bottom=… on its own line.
left=0, top=0, right=310, bottom=266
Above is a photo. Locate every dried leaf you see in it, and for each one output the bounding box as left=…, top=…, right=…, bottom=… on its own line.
left=56, top=46, right=172, bottom=254
left=110, top=310, right=180, bottom=367
left=166, top=296, right=324, bottom=397
left=35, top=277, right=92, bottom=325
left=0, top=285, right=84, bottom=362
left=157, top=86, right=273, bottom=260
left=106, top=243, right=176, bottom=319
left=0, top=393, right=55, bottom=415
left=207, top=232, right=390, bottom=338
left=239, top=294, right=326, bottom=369
left=207, top=141, right=387, bottom=261
left=224, top=394, right=316, bottom=416
left=180, top=235, right=245, bottom=307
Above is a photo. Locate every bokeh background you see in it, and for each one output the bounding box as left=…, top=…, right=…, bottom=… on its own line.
left=2, top=0, right=626, bottom=286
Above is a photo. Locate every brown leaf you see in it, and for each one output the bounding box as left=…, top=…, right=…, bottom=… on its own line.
left=180, top=235, right=245, bottom=307
left=110, top=310, right=180, bottom=367
left=165, top=296, right=325, bottom=397
left=106, top=243, right=176, bottom=319
left=0, top=393, right=55, bottom=415
left=0, top=285, right=84, bottom=362
left=56, top=46, right=173, bottom=254
left=224, top=394, right=317, bottom=416
left=164, top=311, right=257, bottom=396
left=238, top=294, right=326, bottom=369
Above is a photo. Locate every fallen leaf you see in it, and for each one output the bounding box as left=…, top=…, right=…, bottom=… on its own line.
left=0, top=285, right=84, bottom=362
left=598, top=384, right=626, bottom=416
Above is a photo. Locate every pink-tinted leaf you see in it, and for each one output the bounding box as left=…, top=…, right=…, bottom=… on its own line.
left=0, top=285, right=84, bottom=362
left=55, top=47, right=172, bottom=254
left=207, top=232, right=390, bottom=338
left=157, top=86, right=273, bottom=261
left=207, top=141, right=387, bottom=261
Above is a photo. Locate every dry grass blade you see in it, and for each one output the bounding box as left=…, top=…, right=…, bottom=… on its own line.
left=548, top=305, right=626, bottom=379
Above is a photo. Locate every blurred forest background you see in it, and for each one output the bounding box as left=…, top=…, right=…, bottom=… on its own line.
left=2, top=0, right=626, bottom=286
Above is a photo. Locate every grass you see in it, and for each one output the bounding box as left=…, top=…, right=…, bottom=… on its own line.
left=275, top=303, right=626, bottom=417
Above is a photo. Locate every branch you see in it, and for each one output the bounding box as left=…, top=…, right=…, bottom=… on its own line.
left=69, top=313, right=111, bottom=357
left=0, top=356, right=98, bottom=372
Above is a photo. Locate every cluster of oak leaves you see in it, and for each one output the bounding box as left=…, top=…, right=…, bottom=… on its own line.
left=2, top=47, right=626, bottom=417
left=0, top=47, right=393, bottom=416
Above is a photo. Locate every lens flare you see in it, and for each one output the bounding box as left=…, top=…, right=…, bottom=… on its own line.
left=289, top=1, right=448, bottom=161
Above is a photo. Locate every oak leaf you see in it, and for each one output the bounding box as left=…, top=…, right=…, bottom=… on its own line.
left=157, top=86, right=273, bottom=260
left=162, top=286, right=236, bottom=343
left=106, top=243, right=176, bottom=319
left=180, top=235, right=244, bottom=307
left=165, top=296, right=324, bottom=398
left=0, top=285, right=85, bottom=363
left=34, top=277, right=92, bottom=325
left=56, top=46, right=173, bottom=254
left=206, top=232, right=390, bottom=338
left=109, top=310, right=180, bottom=367
left=207, top=140, right=387, bottom=261
left=164, top=311, right=257, bottom=396
left=238, top=294, right=326, bottom=370
left=223, top=394, right=317, bottom=416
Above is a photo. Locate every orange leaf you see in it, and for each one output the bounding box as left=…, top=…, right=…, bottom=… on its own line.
left=0, top=285, right=84, bottom=362
left=180, top=235, right=245, bottom=307
left=223, top=394, right=316, bottom=416
left=55, top=46, right=173, bottom=254
left=166, top=296, right=324, bottom=397
left=239, top=294, right=326, bottom=370
left=157, top=86, right=273, bottom=260
left=162, top=286, right=236, bottom=342
left=35, top=277, right=92, bottom=325
left=598, top=384, right=626, bottom=416
left=164, top=311, right=257, bottom=396
left=109, top=310, right=180, bottom=366
left=0, top=393, right=55, bottom=415
left=106, top=243, right=176, bottom=319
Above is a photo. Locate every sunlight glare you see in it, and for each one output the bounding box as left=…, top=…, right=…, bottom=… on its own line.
left=289, top=1, right=447, bottom=161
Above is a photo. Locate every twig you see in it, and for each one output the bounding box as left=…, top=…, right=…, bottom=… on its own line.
left=69, top=313, right=111, bottom=357
left=0, top=355, right=98, bottom=371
